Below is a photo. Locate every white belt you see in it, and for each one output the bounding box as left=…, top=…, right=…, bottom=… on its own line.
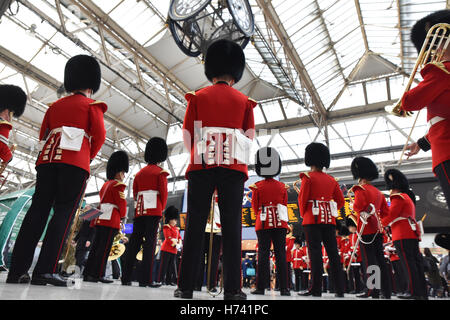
left=388, top=216, right=417, bottom=231
left=427, top=116, right=445, bottom=129
left=0, top=134, right=9, bottom=146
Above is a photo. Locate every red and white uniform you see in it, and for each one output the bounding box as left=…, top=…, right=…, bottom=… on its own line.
left=322, top=246, right=329, bottom=270
left=402, top=61, right=450, bottom=171
left=349, top=184, right=389, bottom=235
left=292, top=247, right=303, bottom=269
left=339, top=236, right=351, bottom=267
left=36, top=94, right=107, bottom=173
left=93, top=180, right=127, bottom=230
left=161, top=224, right=181, bottom=254
left=249, top=178, right=289, bottom=231
left=286, top=235, right=295, bottom=264
left=182, top=83, right=257, bottom=180
left=0, top=118, right=12, bottom=163
left=349, top=233, right=362, bottom=263
left=133, top=164, right=169, bottom=218
left=381, top=193, right=418, bottom=241
left=298, top=171, right=345, bottom=226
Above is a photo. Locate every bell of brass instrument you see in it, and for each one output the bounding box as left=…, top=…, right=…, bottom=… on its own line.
left=292, top=179, right=301, bottom=194
left=387, top=23, right=450, bottom=117
left=109, top=230, right=128, bottom=261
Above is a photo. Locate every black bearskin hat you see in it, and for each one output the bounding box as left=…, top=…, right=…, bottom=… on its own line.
left=346, top=216, right=357, bottom=229
left=0, top=85, right=27, bottom=117
left=204, top=39, right=246, bottom=83
left=255, top=147, right=282, bottom=178
left=106, top=150, right=129, bottom=180
left=410, top=10, right=450, bottom=53
left=144, top=137, right=168, bottom=164
left=164, top=205, right=179, bottom=223
left=434, top=233, right=450, bottom=250
left=64, top=55, right=101, bottom=93
left=384, top=169, right=416, bottom=204
left=351, top=157, right=379, bottom=181
left=304, top=142, right=330, bottom=169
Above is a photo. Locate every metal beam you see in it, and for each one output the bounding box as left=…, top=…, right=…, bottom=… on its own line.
left=354, top=0, right=369, bottom=51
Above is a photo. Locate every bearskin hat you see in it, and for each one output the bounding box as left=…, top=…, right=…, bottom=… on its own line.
left=204, top=39, right=246, bottom=84
left=410, top=9, right=450, bottom=53
left=384, top=168, right=409, bottom=191
left=346, top=216, right=357, bottom=229
left=106, top=150, right=129, bottom=180
left=304, top=142, right=330, bottom=169
left=64, top=55, right=101, bottom=94
left=351, top=157, right=379, bottom=181
left=255, top=147, right=282, bottom=178
left=0, top=85, right=27, bottom=117
left=144, top=137, right=168, bottom=164
left=164, top=205, right=179, bottom=223
left=434, top=233, right=450, bottom=250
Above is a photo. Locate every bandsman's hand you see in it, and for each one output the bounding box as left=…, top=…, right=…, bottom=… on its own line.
left=405, top=142, right=420, bottom=159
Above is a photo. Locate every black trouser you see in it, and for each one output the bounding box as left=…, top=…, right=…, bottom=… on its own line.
left=391, top=259, right=407, bottom=294
left=8, top=163, right=88, bottom=277
left=301, top=270, right=310, bottom=291
left=348, top=264, right=364, bottom=293
left=178, top=167, right=245, bottom=294
left=83, top=226, right=118, bottom=279
left=360, top=233, right=392, bottom=298
left=196, top=232, right=222, bottom=289
left=303, top=224, right=344, bottom=295
left=394, top=238, right=427, bottom=297
left=293, top=269, right=302, bottom=291
left=435, top=160, right=450, bottom=212
left=158, top=250, right=176, bottom=284
left=256, top=228, right=288, bottom=291
left=121, top=215, right=160, bottom=285
left=75, top=238, right=90, bottom=272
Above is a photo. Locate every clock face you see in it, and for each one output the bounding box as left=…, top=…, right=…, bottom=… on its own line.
left=227, top=0, right=254, bottom=37
left=169, top=0, right=211, bottom=21
left=168, top=18, right=203, bottom=57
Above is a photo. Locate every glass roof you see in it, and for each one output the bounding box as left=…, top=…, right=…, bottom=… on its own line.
left=0, top=0, right=447, bottom=199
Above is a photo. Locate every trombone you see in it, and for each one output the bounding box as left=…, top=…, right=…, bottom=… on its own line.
left=386, top=23, right=450, bottom=164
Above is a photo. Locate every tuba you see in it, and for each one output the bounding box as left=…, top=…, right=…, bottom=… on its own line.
left=109, top=229, right=128, bottom=261
left=387, top=23, right=450, bottom=117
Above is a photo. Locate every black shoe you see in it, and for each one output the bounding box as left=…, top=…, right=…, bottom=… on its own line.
left=280, top=289, right=291, bottom=296
left=174, top=288, right=193, bottom=299
left=0, top=265, right=8, bottom=272
left=6, top=273, right=30, bottom=284
left=397, top=293, right=414, bottom=299
left=31, top=273, right=67, bottom=287
left=298, top=291, right=321, bottom=297
left=149, top=281, right=162, bottom=288
left=335, top=293, right=344, bottom=298
left=251, top=288, right=265, bottom=295
left=169, top=282, right=177, bottom=286
left=193, top=286, right=202, bottom=291
left=98, top=278, right=114, bottom=284
left=208, top=287, right=217, bottom=293
left=224, top=290, right=247, bottom=300
left=121, top=281, right=132, bottom=286
left=357, top=292, right=370, bottom=298
left=83, top=275, right=99, bottom=283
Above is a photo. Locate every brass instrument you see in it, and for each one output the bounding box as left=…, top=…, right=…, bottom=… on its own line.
left=109, top=229, right=128, bottom=261
left=135, top=237, right=161, bottom=261
left=292, top=179, right=301, bottom=194
left=388, top=23, right=450, bottom=118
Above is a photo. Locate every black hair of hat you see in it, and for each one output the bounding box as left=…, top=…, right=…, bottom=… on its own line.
left=0, top=85, right=27, bottom=117
left=64, top=55, right=101, bottom=94
left=204, top=39, right=246, bottom=84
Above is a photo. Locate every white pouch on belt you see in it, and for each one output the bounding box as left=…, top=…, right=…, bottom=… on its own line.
left=59, top=126, right=85, bottom=151
left=277, top=204, right=289, bottom=222
left=329, top=201, right=338, bottom=217
left=99, top=203, right=116, bottom=220
left=260, top=207, right=267, bottom=222
left=141, top=190, right=159, bottom=209
left=233, top=129, right=252, bottom=165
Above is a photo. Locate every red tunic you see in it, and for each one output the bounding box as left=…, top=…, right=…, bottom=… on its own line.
left=381, top=193, right=418, bottom=241
left=0, top=119, right=12, bottom=162
left=93, top=180, right=127, bottom=230
left=297, top=171, right=345, bottom=226
left=349, top=233, right=362, bottom=263
left=349, top=184, right=388, bottom=236
left=291, top=248, right=303, bottom=269
left=182, top=83, right=257, bottom=180
left=36, top=94, right=107, bottom=173
left=161, top=224, right=181, bottom=254
left=402, top=61, right=450, bottom=170
left=133, top=164, right=169, bottom=218
left=286, top=236, right=295, bottom=263
left=249, top=178, right=289, bottom=231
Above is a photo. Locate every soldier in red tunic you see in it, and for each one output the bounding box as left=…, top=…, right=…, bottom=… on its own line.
left=297, top=142, right=345, bottom=297
left=7, top=55, right=106, bottom=286
left=83, top=151, right=129, bottom=283
left=249, top=147, right=290, bottom=296
left=401, top=10, right=450, bottom=249
left=175, top=39, right=256, bottom=300
left=121, top=137, right=169, bottom=288
left=0, top=85, right=26, bottom=163
left=346, top=217, right=364, bottom=294
left=381, top=169, right=428, bottom=299
left=349, top=157, right=391, bottom=299
left=157, top=206, right=181, bottom=286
